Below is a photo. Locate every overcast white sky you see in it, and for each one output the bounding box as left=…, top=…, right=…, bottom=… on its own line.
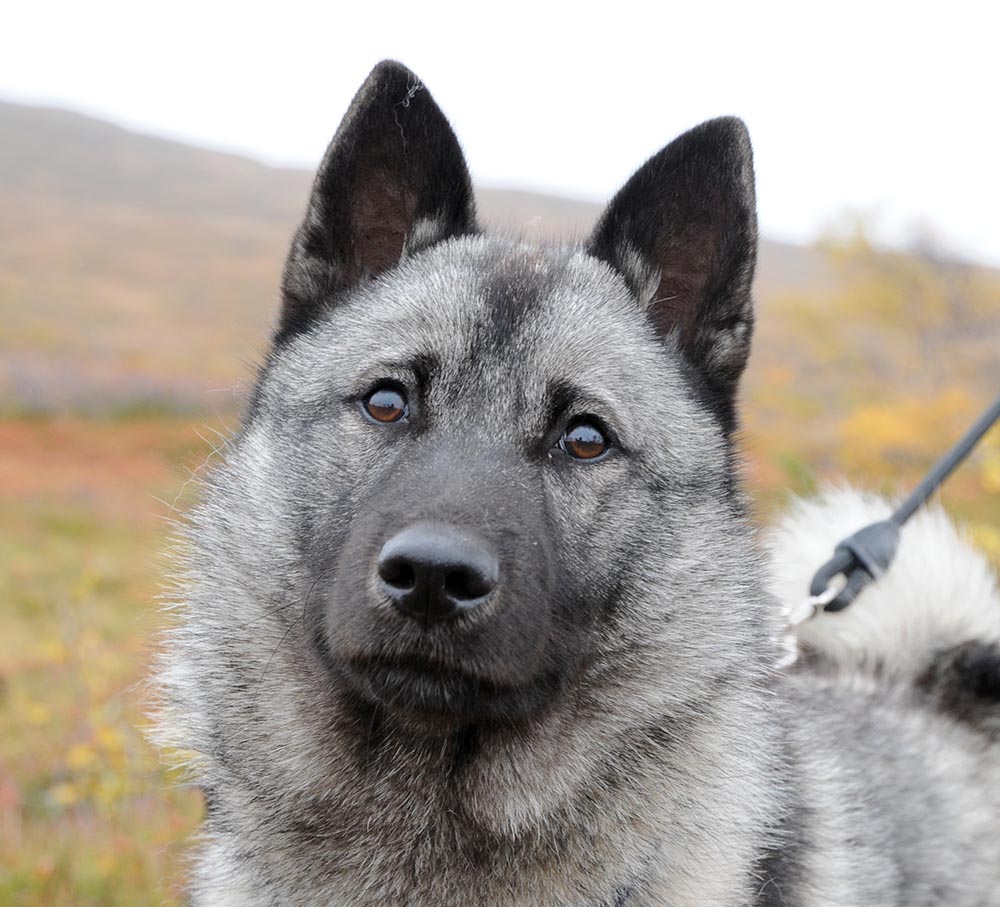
left=3, top=0, right=999, bottom=265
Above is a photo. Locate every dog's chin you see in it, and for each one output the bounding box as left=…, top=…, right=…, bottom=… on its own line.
left=339, top=652, right=560, bottom=731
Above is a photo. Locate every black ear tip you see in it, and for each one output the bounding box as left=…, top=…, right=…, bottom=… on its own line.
left=690, top=116, right=754, bottom=162
left=686, top=115, right=751, bottom=148
left=365, top=59, right=423, bottom=92
left=708, top=115, right=750, bottom=136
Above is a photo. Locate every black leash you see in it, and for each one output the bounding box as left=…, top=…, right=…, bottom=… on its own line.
left=808, top=392, right=1000, bottom=613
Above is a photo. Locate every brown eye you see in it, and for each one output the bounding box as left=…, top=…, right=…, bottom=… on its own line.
left=363, top=386, right=408, bottom=423
left=559, top=421, right=609, bottom=460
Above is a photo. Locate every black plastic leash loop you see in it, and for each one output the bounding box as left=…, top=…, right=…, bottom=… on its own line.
left=808, top=392, right=1000, bottom=613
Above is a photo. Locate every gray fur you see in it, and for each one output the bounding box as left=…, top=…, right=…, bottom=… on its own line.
left=154, top=62, right=1000, bottom=906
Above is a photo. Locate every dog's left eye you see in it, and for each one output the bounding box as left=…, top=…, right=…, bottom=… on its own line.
left=363, top=386, right=409, bottom=423
left=559, top=420, right=609, bottom=460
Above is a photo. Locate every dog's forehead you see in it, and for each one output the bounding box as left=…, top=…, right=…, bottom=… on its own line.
left=265, top=235, right=710, bottom=451
left=312, top=236, right=671, bottom=386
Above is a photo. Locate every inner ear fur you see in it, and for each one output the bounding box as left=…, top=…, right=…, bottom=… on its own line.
left=588, top=117, right=758, bottom=430
left=278, top=60, right=477, bottom=344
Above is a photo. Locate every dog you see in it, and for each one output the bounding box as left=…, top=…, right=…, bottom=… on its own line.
left=154, top=60, right=1000, bottom=905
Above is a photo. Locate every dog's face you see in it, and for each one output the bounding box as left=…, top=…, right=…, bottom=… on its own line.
left=185, top=61, right=763, bottom=754
left=256, top=238, right=731, bottom=728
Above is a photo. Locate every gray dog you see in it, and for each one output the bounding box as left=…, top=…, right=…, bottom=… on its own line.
left=155, top=61, right=1000, bottom=905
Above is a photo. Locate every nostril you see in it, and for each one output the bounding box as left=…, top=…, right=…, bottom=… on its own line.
left=377, top=523, right=499, bottom=622
left=444, top=567, right=494, bottom=602
left=379, top=557, right=416, bottom=591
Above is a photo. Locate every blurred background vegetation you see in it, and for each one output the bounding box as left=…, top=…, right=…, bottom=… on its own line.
left=1, top=100, right=998, bottom=905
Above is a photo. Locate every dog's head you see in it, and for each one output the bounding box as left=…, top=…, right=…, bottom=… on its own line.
left=182, top=62, right=765, bottom=753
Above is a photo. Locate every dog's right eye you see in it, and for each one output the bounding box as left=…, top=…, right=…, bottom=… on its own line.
left=363, top=386, right=408, bottom=423
left=559, top=420, right=610, bottom=461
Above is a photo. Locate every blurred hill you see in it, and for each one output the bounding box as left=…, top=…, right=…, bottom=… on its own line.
left=1, top=99, right=835, bottom=412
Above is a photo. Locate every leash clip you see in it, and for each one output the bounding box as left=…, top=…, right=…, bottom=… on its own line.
left=808, top=520, right=901, bottom=613
left=789, top=581, right=842, bottom=628
left=777, top=582, right=842, bottom=669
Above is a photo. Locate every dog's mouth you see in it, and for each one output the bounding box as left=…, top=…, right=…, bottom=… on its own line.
left=341, top=651, right=562, bottom=725
left=347, top=652, right=513, bottom=715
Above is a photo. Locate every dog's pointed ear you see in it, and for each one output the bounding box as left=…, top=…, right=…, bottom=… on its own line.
left=278, top=60, right=477, bottom=343
left=587, top=117, right=757, bottom=431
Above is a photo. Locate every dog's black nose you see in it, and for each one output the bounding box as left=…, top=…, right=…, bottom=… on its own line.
left=377, top=523, right=498, bottom=624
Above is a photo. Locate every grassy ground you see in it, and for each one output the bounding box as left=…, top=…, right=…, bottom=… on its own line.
left=0, top=417, right=222, bottom=906
left=1, top=409, right=997, bottom=905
